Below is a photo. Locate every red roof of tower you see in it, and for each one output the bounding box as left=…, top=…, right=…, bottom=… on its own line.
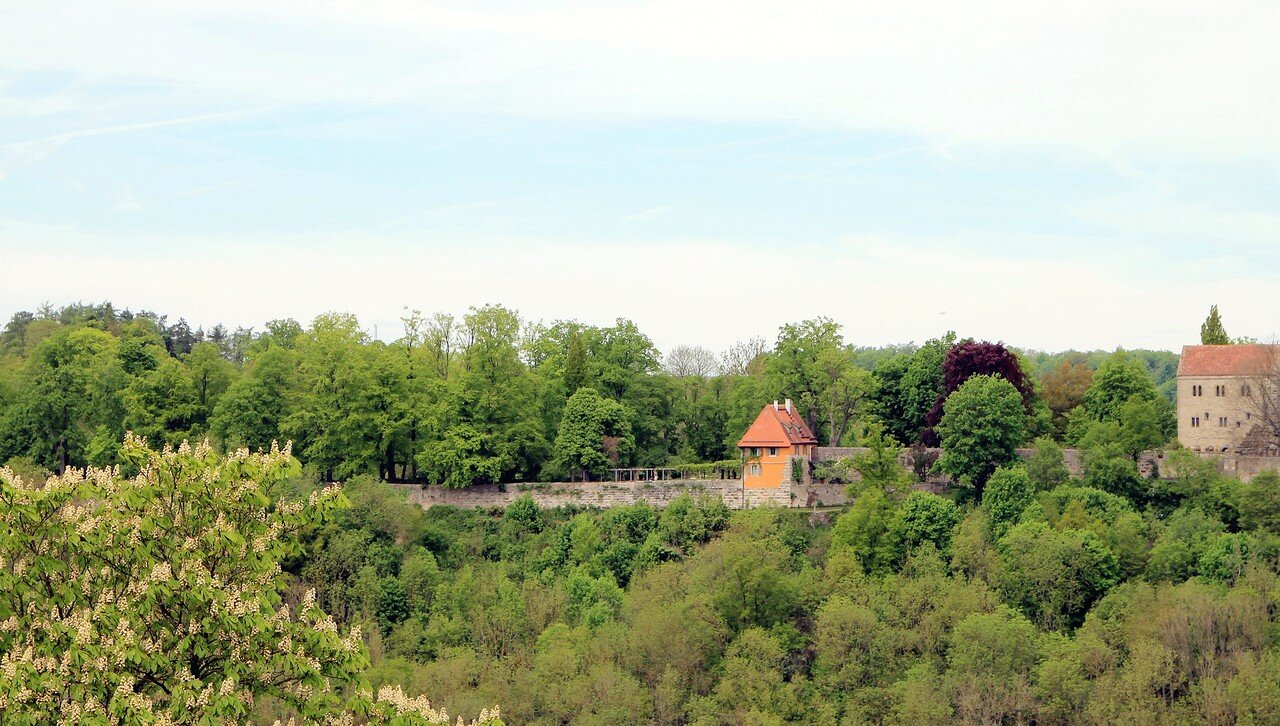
left=737, top=401, right=818, bottom=447
left=1177, top=344, right=1278, bottom=377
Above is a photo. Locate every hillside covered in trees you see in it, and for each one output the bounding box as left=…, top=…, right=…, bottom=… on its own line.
left=0, top=302, right=1180, bottom=486
left=8, top=432, right=1280, bottom=723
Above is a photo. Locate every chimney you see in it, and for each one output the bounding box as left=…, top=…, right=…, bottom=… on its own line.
left=785, top=398, right=792, bottom=413
left=773, top=400, right=779, bottom=411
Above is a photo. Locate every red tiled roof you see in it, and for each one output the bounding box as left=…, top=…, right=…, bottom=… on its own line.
left=737, top=401, right=818, bottom=447
left=1178, top=344, right=1279, bottom=377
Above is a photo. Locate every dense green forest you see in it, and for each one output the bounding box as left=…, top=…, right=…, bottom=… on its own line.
left=0, top=302, right=1179, bottom=486
left=295, top=448, right=1280, bottom=724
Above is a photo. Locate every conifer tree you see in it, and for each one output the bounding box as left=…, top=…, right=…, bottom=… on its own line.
left=1201, top=305, right=1230, bottom=345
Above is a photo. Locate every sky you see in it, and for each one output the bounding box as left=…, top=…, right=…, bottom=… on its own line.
left=1, top=0, right=1278, bottom=355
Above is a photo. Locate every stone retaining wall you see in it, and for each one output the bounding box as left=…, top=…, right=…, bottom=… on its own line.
left=394, top=479, right=793, bottom=510
left=1214, top=455, right=1280, bottom=481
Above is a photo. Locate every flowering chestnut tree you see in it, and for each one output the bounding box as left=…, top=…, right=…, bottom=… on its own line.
left=0, top=435, right=500, bottom=725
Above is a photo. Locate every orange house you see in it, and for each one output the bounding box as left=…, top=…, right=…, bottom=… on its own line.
left=738, top=399, right=818, bottom=488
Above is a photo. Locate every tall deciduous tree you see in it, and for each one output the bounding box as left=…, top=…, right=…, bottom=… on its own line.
left=663, top=345, right=719, bottom=378
left=183, top=341, right=236, bottom=430
left=868, top=353, right=914, bottom=445
left=122, top=357, right=200, bottom=448
left=563, top=330, right=587, bottom=394
left=935, top=375, right=1028, bottom=497
left=283, top=313, right=380, bottom=480
left=764, top=318, right=869, bottom=445
left=1071, top=350, right=1174, bottom=443
left=210, top=346, right=293, bottom=454
left=893, top=332, right=957, bottom=445
left=719, top=337, right=767, bottom=377
left=418, top=305, right=547, bottom=487
left=551, top=387, right=633, bottom=481
left=0, top=327, right=124, bottom=473
left=1040, top=358, right=1093, bottom=439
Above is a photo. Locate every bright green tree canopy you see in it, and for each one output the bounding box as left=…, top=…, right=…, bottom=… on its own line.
left=935, top=375, right=1028, bottom=494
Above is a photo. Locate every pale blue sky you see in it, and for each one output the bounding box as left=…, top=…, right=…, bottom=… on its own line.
left=2, top=1, right=1277, bottom=353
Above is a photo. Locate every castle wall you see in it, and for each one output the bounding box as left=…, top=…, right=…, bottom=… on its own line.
left=390, top=448, right=1280, bottom=512
left=393, top=478, right=792, bottom=510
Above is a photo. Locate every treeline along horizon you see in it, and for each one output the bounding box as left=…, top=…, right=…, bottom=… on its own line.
left=0, top=301, right=1179, bottom=485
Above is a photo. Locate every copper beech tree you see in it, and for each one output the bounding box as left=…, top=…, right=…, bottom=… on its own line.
left=0, top=435, right=500, bottom=725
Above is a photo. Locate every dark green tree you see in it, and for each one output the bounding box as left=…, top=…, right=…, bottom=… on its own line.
left=898, top=332, right=956, bottom=444
left=996, top=522, right=1119, bottom=630
left=550, top=388, right=633, bottom=481
left=563, top=330, right=587, bottom=395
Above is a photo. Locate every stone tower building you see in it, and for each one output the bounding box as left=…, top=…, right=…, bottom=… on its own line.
left=1177, top=344, right=1279, bottom=454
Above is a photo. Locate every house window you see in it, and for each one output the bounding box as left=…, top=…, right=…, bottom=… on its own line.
left=748, top=463, right=761, bottom=476
left=1242, top=384, right=1252, bottom=396
left=1191, top=417, right=1200, bottom=427
left=749, top=447, right=760, bottom=457
left=1215, top=385, right=1226, bottom=397
left=1237, top=421, right=1242, bottom=428
left=1219, top=417, right=1228, bottom=427
left=768, top=447, right=778, bottom=457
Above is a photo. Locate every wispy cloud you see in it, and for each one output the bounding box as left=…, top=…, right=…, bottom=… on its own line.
left=0, top=105, right=274, bottom=179
left=113, top=183, right=232, bottom=213
left=621, top=204, right=679, bottom=224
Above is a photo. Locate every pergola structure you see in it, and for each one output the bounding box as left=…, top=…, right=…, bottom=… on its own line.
left=609, top=465, right=739, bottom=482
left=610, top=467, right=681, bottom=482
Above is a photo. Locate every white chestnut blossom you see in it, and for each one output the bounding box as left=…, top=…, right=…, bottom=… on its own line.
left=0, top=435, right=501, bottom=725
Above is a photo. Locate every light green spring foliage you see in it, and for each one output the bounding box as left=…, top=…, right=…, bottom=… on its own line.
left=1070, top=350, right=1175, bottom=444
left=762, top=317, right=873, bottom=446
left=982, top=466, right=1035, bottom=537
left=1201, top=305, right=1230, bottom=345
left=848, top=423, right=911, bottom=496
left=1025, top=437, right=1071, bottom=490
left=0, top=438, right=500, bottom=725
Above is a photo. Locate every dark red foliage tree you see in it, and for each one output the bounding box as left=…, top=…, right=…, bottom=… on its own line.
left=921, top=340, right=1034, bottom=445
